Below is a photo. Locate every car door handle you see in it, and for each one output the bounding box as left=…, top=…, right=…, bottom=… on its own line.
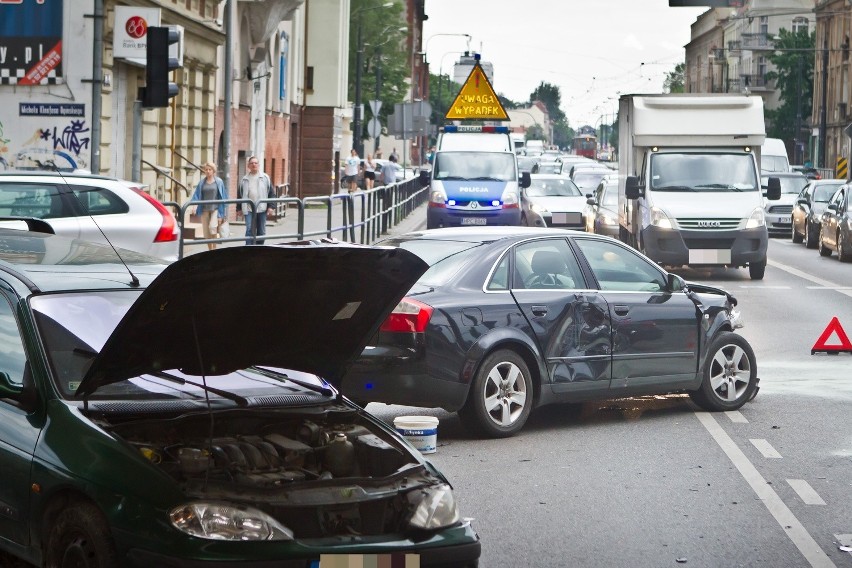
left=614, top=304, right=630, bottom=316
left=531, top=305, right=548, bottom=317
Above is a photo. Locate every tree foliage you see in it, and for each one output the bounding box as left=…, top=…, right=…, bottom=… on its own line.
left=664, top=63, right=685, bottom=93
left=348, top=0, right=410, bottom=145
left=427, top=72, right=462, bottom=127
left=530, top=82, right=566, bottom=122
left=765, top=27, right=815, bottom=155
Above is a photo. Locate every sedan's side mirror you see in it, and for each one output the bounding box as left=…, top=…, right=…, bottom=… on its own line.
left=520, top=171, right=531, bottom=189
left=666, top=273, right=686, bottom=292
left=625, top=176, right=643, bottom=199
left=418, top=170, right=430, bottom=188
left=827, top=203, right=838, bottom=211
left=586, top=197, right=595, bottom=206
left=766, top=177, right=781, bottom=200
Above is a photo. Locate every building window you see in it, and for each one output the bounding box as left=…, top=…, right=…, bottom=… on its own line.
left=792, top=17, right=809, bottom=34
left=759, top=16, right=768, bottom=35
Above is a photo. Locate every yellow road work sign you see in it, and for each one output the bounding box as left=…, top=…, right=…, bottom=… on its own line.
left=445, top=63, right=508, bottom=121
left=836, top=156, right=848, bottom=179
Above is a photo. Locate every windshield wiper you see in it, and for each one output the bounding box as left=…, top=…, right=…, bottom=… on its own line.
left=252, top=366, right=335, bottom=397
left=654, top=185, right=695, bottom=191
left=150, top=371, right=249, bottom=407
left=694, top=184, right=742, bottom=191
left=437, top=175, right=468, bottom=181
left=469, top=176, right=502, bottom=181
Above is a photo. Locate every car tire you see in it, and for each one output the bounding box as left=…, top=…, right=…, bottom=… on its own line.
left=838, top=233, right=850, bottom=263
left=689, top=332, right=758, bottom=411
left=805, top=221, right=818, bottom=249
left=45, top=500, right=118, bottom=568
left=459, top=349, right=533, bottom=438
left=791, top=220, right=803, bottom=243
left=818, top=234, right=832, bottom=257
left=748, top=259, right=766, bottom=280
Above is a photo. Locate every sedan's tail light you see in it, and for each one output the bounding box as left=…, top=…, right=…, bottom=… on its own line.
left=132, top=188, right=178, bottom=242
left=380, top=298, right=433, bottom=333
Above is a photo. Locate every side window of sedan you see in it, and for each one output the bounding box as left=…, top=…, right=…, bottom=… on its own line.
left=0, top=297, right=27, bottom=387
left=71, top=186, right=130, bottom=216
left=575, top=239, right=666, bottom=292
left=513, top=239, right=584, bottom=290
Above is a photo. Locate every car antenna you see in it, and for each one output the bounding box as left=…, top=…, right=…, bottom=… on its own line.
left=50, top=163, right=141, bottom=288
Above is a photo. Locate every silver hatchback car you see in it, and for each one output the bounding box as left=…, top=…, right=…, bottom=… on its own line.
left=0, top=172, right=179, bottom=260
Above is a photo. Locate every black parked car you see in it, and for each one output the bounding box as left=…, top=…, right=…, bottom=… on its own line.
left=342, top=227, right=758, bottom=438
left=791, top=179, right=847, bottom=248
left=818, top=183, right=852, bottom=262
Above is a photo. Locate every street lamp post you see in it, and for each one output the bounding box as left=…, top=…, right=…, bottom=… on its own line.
left=436, top=50, right=464, bottom=127
left=353, top=2, right=393, bottom=157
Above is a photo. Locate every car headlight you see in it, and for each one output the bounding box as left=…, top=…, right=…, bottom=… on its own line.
left=429, top=187, right=447, bottom=205
left=729, top=308, right=744, bottom=329
left=170, top=502, right=294, bottom=541
left=600, top=212, right=618, bottom=226
left=531, top=202, right=549, bottom=214
left=408, top=484, right=460, bottom=530
left=649, top=207, right=674, bottom=229
left=501, top=189, right=519, bottom=206
left=745, top=207, right=766, bottom=229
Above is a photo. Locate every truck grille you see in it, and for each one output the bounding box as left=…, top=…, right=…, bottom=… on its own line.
left=677, top=218, right=741, bottom=230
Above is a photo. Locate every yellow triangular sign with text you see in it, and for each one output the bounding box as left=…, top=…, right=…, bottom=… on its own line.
left=445, top=63, right=508, bottom=121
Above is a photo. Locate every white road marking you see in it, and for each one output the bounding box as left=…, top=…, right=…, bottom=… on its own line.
left=738, top=285, right=791, bottom=289
left=750, top=438, right=783, bottom=458
left=725, top=410, right=749, bottom=423
left=787, top=479, right=827, bottom=505
left=696, top=412, right=835, bottom=567
left=806, top=286, right=852, bottom=290
left=769, top=259, right=852, bottom=299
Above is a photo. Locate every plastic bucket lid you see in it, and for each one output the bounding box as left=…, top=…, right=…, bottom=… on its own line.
left=393, top=416, right=439, bottom=454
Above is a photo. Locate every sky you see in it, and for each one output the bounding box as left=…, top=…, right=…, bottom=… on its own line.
left=422, top=0, right=707, bottom=128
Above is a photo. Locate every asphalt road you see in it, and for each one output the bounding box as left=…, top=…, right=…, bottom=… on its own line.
left=363, top=231, right=852, bottom=568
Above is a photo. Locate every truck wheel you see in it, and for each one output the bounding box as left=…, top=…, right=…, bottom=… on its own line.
left=689, top=332, right=758, bottom=411
left=458, top=349, right=533, bottom=438
left=748, top=259, right=766, bottom=280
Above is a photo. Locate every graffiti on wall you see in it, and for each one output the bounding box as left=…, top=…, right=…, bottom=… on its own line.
left=0, top=118, right=90, bottom=172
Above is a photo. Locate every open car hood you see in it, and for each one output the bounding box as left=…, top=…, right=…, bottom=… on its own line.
left=76, top=245, right=427, bottom=397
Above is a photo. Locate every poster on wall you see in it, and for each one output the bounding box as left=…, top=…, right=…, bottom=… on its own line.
left=0, top=0, right=63, bottom=85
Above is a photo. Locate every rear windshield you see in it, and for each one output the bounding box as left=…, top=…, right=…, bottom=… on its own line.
left=814, top=183, right=844, bottom=202
left=377, top=238, right=485, bottom=286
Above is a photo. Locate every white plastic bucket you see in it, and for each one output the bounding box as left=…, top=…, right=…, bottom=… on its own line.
left=394, top=416, right=439, bottom=454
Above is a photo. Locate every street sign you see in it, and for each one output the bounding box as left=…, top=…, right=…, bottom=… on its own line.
left=368, top=100, right=382, bottom=116
left=367, top=118, right=382, bottom=138
left=445, top=60, right=508, bottom=121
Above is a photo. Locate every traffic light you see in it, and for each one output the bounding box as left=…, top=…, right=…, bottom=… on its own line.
left=142, top=25, right=182, bottom=108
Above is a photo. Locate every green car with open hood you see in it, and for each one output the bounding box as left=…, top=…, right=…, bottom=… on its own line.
left=0, top=229, right=480, bottom=567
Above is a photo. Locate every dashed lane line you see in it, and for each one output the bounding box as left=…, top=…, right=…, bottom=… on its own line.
left=696, top=412, right=835, bottom=567
left=768, top=259, right=852, bottom=299
left=750, top=438, right=783, bottom=459
left=725, top=410, right=749, bottom=423
left=787, top=479, right=827, bottom=506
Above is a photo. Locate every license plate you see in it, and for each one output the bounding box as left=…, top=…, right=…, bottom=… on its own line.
left=688, top=249, right=732, bottom=264
left=461, top=217, right=487, bottom=226
left=316, top=554, right=420, bottom=567
left=552, top=212, right=582, bottom=225
left=773, top=216, right=788, bottom=224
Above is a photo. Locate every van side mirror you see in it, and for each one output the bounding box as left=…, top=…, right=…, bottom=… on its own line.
left=520, top=171, right=531, bottom=188
left=418, top=170, right=430, bottom=188
left=766, top=177, right=781, bottom=200
left=625, top=176, right=643, bottom=199
left=586, top=197, right=595, bottom=206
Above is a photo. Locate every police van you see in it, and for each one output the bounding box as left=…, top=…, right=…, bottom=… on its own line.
left=423, top=125, right=531, bottom=229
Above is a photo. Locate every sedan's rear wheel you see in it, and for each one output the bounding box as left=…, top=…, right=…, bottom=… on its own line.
left=791, top=220, right=803, bottom=243
left=459, top=349, right=532, bottom=438
left=838, top=233, right=850, bottom=263
left=805, top=221, right=819, bottom=248
left=689, top=332, right=757, bottom=411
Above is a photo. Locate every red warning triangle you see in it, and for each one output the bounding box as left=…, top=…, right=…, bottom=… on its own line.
left=811, top=317, right=852, bottom=353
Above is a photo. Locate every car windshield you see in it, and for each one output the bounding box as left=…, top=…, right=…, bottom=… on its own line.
left=601, top=187, right=618, bottom=207
left=433, top=152, right=517, bottom=181
left=527, top=178, right=581, bottom=197
left=762, top=176, right=808, bottom=195
left=29, top=291, right=328, bottom=401
left=814, top=183, right=845, bottom=202
left=650, top=153, right=758, bottom=191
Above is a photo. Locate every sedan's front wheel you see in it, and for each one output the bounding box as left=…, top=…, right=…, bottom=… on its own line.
left=45, top=500, right=118, bottom=568
left=459, top=349, right=533, bottom=438
left=690, top=332, right=758, bottom=411
left=791, top=220, right=803, bottom=243
left=805, top=221, right=819, bottom=248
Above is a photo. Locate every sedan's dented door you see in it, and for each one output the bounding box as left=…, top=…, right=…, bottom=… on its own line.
left=510, top=238, right=612, bottom=394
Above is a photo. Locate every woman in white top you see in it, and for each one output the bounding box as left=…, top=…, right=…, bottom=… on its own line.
left=364, top=154, right=376, bottom=190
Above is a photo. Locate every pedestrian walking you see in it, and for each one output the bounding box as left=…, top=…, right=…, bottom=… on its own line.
left=237, top=156, right=275, bottom=245
left=390, top=147, right=399, bottom=162
left=381, top=154, right=398, bottom=186
left=344, top=148, right=361, bottom=193
left=364, top=154, right=376, bottom=190
left=426, top=145, right=436, bottom=166
left=191, top=161, right=227, bottom=250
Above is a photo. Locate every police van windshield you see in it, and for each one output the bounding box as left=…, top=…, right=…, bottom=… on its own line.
left=649, top=153, right=758, bottom=192
left=434, top=152, right=517, bottom=182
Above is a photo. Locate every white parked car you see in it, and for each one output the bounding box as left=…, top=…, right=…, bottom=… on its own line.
left=761, top=172, right=809, bottom=237
left=521, top=174, right=589, bottom=230
left=0, top=172, right=179, bottom=260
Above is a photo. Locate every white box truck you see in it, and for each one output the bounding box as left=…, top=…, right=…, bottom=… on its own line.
left=617, top=94, right=781, bottom=280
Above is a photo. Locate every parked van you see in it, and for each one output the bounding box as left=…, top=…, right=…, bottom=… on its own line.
left=423, top=126, right=530, bottom=229
left=761, top=138, right=790, bottom=173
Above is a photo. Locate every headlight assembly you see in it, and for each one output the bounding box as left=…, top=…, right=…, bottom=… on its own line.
left=745, top=207, right=766, bottom=229
left=649, top=207, right=674, bottom=229
left=408, top=484, right=460, bottom=530
left=170, top=502, right=293, bottom=541
left=531, top=203, right=549, bottom=214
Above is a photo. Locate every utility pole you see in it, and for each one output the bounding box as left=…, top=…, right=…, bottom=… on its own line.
left=794, top=55, right=802, bottom=164
left=819, top=38, right=828, bottom=168
left=374, top=46, right=382, bottom=154
left=354, top=16, right=364, bottom=156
